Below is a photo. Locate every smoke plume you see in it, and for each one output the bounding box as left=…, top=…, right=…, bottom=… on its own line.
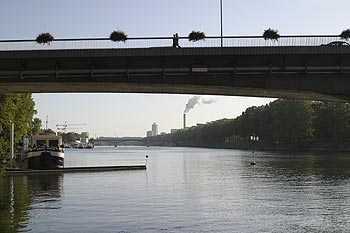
left=184, top=96, right=217, bottom=113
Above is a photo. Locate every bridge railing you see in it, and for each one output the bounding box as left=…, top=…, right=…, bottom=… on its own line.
left=0, top=35, right=345, bottom=51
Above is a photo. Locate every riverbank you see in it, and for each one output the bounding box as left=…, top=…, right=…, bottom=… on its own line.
left=149, top=141, right=350, bottom=152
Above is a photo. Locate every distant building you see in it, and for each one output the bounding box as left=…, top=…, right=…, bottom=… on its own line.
left=81, top=132, right=89, bottom=143
left=146, top=131, right=153, bottom=137
left=152, top=123, right=158, bottom=136
left=171, top=129, right=180, bottom=133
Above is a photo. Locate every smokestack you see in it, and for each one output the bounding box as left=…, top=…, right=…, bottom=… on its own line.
left=183, top=113, right=186, bottom=129
left=184, top=96, right=217, bottom=114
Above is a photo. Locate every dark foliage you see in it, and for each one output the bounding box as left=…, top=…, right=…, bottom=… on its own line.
left=0, top=94, right=36, bottom=168
left=263, top=28, right=280, bottom=41
left=188, top=31, right=206, bottom=42
left=109, top=31, right=128, bottom=42
left=340, top=29, right=350, bottom=40
left=36, top=32, right=54, bottom=44
left=155, top=99, right=350, bottom=147
left=59, top=132, right=87, bottom=144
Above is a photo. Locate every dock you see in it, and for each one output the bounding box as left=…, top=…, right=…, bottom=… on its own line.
left=4, top=165, right=146, bottom=175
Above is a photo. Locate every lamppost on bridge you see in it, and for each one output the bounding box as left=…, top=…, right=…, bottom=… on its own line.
left=220, top=0, right=223, bottom=47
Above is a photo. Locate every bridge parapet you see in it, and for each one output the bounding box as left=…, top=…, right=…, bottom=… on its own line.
left=0, top=35, right=344, bottom=51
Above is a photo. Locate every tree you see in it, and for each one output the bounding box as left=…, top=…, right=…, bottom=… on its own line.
left=109, top=31, right=128, bottom=42
left=313, top=101, right=350, bottom=142
left=266, top=99, right=314, bottom=143
left=36, top=32, right=54, bottom=44
left=340, top=29, right=350, bottom=40
left=0, top=94, right=36, bottom=167
left=81, top=132, right=89, bottom=139
left=60, top=132, right=83, bottom=144
left=188, top=31, right=206, bottom=42
left=32, top=118, right=42, bottom=135
left=262, top=28, right=280, bottom=41
left=154, top=99, right=350, bottom=150
left=41, top=128, right=56, bottom=135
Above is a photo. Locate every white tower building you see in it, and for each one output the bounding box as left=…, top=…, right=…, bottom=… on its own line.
left=152, top=123, right=158, bottom=136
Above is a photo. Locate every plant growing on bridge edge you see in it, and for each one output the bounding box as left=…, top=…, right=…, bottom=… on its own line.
left=36, top=32, right=54, bottom=45
left=188, top=31, right=206, bottom=42
left=262, top=28, right=280, bottom=41
left=110, top=31, right=128, bottom=42
left=340, top=29, right=350, bottom=40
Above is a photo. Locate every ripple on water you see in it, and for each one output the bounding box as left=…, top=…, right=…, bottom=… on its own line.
left=1, top=147, right=350, bottom=232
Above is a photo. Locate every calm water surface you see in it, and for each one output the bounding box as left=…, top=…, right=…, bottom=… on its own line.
left=1, top=146, right=350, bottom=233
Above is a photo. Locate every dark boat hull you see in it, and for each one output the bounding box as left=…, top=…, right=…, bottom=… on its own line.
left=27, top=150, right=64, bottom=170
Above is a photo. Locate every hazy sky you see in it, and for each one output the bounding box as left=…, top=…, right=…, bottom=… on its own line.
left=1, top=0, right=349, bottom=137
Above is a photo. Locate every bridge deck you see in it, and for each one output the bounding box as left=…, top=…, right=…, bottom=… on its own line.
left=0, top=45, right=349, bottom=101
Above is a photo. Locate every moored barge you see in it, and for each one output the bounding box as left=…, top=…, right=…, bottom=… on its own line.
left=26, top=134, right=64, bottom=169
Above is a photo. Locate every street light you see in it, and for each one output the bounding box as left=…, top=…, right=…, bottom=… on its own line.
left=220, top=0, right=223, bottom=47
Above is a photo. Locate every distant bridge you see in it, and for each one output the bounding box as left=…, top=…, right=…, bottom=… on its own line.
left=94, top=137, right=146, bottom=146
left=0, top=35, right=350, bottom=101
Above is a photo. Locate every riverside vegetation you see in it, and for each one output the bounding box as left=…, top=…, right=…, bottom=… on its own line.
left=149, top=99, right=350, bottom=151
left=0, top=94, right=37, bottom=171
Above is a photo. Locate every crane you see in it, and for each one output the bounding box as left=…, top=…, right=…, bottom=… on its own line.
left=56, top=121, right=87, bottom=133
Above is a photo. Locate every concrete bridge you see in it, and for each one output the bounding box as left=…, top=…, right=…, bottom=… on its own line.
left=94, top=137, right=146, bottom=146
left=0, top=35, right=350, bottom=101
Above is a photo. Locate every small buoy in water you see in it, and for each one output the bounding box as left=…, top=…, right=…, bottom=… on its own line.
left=250, top=161, right=256, bottom=166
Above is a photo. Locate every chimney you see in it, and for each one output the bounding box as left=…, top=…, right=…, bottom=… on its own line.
left=183, top=113, right=186, bottom=129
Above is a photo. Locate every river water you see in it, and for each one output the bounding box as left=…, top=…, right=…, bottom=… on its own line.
left=1, top=146, right=350, bottom=233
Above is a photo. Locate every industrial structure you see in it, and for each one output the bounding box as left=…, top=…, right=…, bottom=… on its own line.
left=56, top=122, right=86, bottom=133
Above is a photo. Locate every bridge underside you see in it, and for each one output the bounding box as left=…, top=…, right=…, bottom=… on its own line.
left=0, top=79, right=346, bottom=101
left=0, top=47, right=350, bottom=101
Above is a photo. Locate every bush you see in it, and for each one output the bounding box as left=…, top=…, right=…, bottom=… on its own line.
left=110, top=31, right=128, bottom=42
left=262, top=28, right=280, bottom=41
left=36, top=32, right=54, bottom=44
left=340, top=29, right=350, bottom=40
left=188, top=31, right=206, bottom=42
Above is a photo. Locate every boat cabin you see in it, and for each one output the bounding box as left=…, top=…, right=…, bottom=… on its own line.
left=31, top=135, right=63, bottom=150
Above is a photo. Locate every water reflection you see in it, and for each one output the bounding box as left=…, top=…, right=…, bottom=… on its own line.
left=239, top=152, right=350, bottom=232
left=1, top=148, right=350, bottom=232
left=0, top=174, right=63, bottom=233
left=253, top=152, right=350, bottom=181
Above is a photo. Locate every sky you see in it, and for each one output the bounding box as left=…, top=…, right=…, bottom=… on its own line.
left=1, top=0, right=350, bottom=137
